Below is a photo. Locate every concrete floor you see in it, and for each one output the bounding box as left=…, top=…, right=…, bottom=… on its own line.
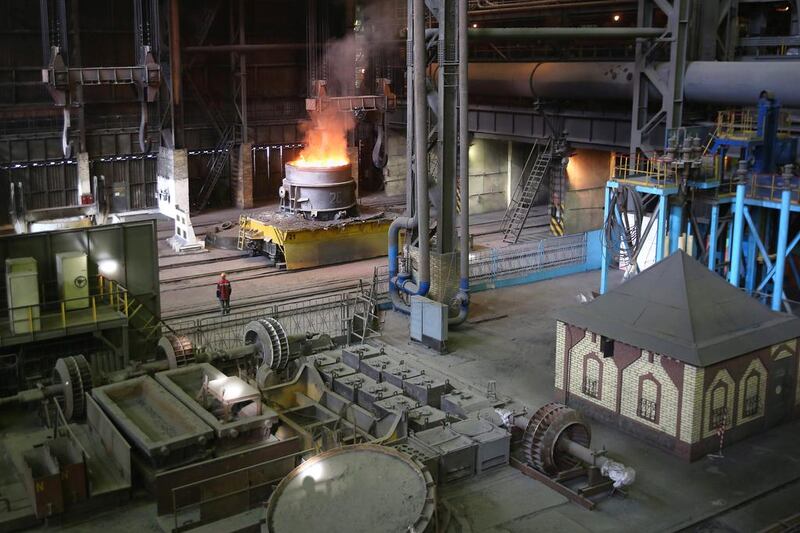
left=380, top=270, right=800, bottom=532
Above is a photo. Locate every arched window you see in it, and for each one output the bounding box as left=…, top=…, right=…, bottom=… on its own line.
left=582, top=356, right=601, bottom=399
left=709, top=382, right=729, bottom=430
left=743, top=371, right=761, bottom=417
left=637, top=375, right=660, bottom=423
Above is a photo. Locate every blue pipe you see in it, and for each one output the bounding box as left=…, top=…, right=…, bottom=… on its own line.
left=669, top=203, right=684, bottom=254
left=656, top=195, right=667, bottom=262
left=600, top=185, right=611, bottom=294
left=728, top=183, right=746, bottom=287
left=708, top=203, right=719, bottom=271
left=772, top=188, right=792, bottom=311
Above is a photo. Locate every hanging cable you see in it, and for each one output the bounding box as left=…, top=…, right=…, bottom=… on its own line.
left=603, top=184, right=644, bottom=267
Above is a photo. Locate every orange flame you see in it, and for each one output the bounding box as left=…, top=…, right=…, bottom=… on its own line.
left=292, top=108, right=354, bottom=168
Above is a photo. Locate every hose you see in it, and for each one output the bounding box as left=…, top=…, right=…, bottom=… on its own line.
left=603, top=184, right=644, bottom=266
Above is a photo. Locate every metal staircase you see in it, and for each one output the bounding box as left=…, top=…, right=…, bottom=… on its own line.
left=236, top=214, right=250, bottom=250
left=195, top=125, right=235, bottom=213
left=348, top=268, right=382, bottom=345
left=501, top=138, right=553, bottom=244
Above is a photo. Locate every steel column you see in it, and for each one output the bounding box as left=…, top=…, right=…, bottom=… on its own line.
left=708, top=203, right=719, bottom=270
left=600, top=185, right=611, bottom=294
left=772, top=188, right=792, bottom=311
left=435, top=0, right=458, bottom=254
left=728, top=183, right=746, bottom=286
left=668, top=202, right=683, bottom=254
left=656, top=194, right=667, bottom=261
left=744, top=215, right=758, bottom=295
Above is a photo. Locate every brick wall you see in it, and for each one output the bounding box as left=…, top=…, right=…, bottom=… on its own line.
left=680, top=364, right=705, bottom=444
left=555, top=321, right=566, bottom=393
left=566, top=331, right=618, bottom=412
left=702, top=369, right=736, bottom=438
left=618, top=351, right=681, bottom=438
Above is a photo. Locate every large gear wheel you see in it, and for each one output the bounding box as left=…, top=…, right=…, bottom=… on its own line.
left=244, top=318, right=291, bottom=370
left=522, top=402, right=591, bottom=475
left=158, top=334, right=195, bottom=369
left=52, top=355, right=93, bottom=421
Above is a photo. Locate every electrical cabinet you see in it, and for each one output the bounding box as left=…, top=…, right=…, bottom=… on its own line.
left=56, top=252, right=89, bottom=310
left=6, top=257, right=41, bottom=334
left=410, top=295, right=448, bottom=352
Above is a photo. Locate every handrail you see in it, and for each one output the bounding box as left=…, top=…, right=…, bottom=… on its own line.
left=612, top=153, right=679, bottom=187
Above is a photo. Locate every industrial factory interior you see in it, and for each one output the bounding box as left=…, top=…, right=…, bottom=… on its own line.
left=1, top=0, right=800, bottom=531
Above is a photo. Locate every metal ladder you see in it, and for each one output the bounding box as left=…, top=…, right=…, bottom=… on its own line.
left=236, top=214, right=249, bottom=250
left=195, top=125, right=235, bottom=213
left=501, top=138, right=553, bottom=244
left=348, top=268, right=382, bottom=345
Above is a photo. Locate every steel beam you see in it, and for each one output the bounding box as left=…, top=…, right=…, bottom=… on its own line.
left=772, top=189, right=792, bottom=311
left=708, top=203, right=719, bottom=270
left=600, top=185, right=611, bottom=294
left=728, top=183, right=745, bottom=286
left=468, top=27, right=665, bottom=40
left=183, top=43, right=307, bottom=53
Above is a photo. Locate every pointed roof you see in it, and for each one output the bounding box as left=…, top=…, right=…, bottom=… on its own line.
left=556, top=251, right=800, bottom=366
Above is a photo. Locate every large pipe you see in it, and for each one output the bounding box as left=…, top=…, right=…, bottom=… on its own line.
left=184, top=43, right=308, bottom=53
left=389, top=0, right=430, bottom=306
left=462, top=61, right=800, bottom=107
left=450, top=0, right=470, bottom=327
left=469, top=27, right=664, bottom=39
left=407, top=0, right=431, bottom=297
left=470, top=0, right=636, bottom=15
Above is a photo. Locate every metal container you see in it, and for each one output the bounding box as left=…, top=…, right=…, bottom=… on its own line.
left=403, top=374, right=451, bottom=408
left=408, top=405, right=448, bottom=432
left=280, top=162, right=356, bottom=219
left=359, top=354, right=395, bottom=381
left=6, top=257, right=41, bottom=334
left=451, top=418, right=511, bottom=474
left=414, top=426, right=478, bottom=484
left=332, top=372, right=375, bottom=402
left=381, top=363, right=423, bottom=389
left=319, top=362, right=357, bottom=387
left=357, top=380, right=403, bottom=413
left=341, top=344, right=384, bottom=371
left=265, top=444, right=436, bottom=533
left=92, top=376, right=213, bottom=467
left=373, top=394, right=420, bottom=419
left=441, top=389, right=492, bottom=417
left=56, top=251, right=89, bottom=310
left=308, top=352, right=340, bottom=369
left=155, top=364, right=278, bottom=441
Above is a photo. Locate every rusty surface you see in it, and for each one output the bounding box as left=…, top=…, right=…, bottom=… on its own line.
left=155, top=435, right=301, bottom=515
left=509, top=457, right=596, bottom=511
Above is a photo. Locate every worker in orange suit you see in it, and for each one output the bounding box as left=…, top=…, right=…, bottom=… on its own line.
left=216, top=272, right=232, bottom=315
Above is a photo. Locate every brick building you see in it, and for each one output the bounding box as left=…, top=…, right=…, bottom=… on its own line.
left=554, top=251, right=800, bottom=461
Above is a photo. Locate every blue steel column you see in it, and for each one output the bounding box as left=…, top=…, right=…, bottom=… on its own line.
left=708, top=203, right=719, bottom=271
left=669, top=203, right=684, bottom=254
left=744, top=225, right=758, bottom=295
left=772, top=188, right=792, bottom=311
left=600, top=185, right=611, bottom=294
left=656, top=195, right=667, bottom=261
left=728, top=183, right=746, bottom=286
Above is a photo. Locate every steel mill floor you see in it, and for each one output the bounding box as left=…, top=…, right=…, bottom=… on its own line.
left=34, top=263, right=800, bottom=533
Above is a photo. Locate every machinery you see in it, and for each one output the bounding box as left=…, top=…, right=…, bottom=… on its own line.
left=601, top=94, right=799, bottom=311
left=264, top=444, right=437, bottom=533
left=502, top=403, right=635, bottom=501
left=0, top=354, right=93, bottom=421
left=280, top=162, right=357, bottom=220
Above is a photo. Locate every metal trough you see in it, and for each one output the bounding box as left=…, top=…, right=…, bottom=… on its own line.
left=155, top=363, right=278, bottom=442
left=92, top=376, right=213, bottom=467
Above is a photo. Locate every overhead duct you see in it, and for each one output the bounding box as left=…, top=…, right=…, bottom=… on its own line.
left=460, top=61, right=800, bottom=107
